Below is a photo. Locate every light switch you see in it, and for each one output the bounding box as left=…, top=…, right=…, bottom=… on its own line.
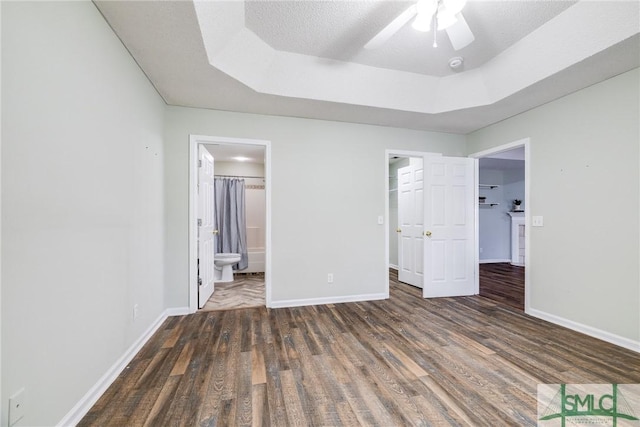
left=532, top=216, right=544, bottom=227
left=378, top=215, right=384, bottom=225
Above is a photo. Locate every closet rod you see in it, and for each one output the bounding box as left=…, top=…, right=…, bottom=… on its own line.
left=214, top=174, right=264, bottom=179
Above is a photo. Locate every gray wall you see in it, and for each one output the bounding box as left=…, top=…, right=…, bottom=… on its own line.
left=2, top=2, right=166, bottom=425
left=467, top=68, right=640, bottom=343
left=479, top=166, right=525, bottom=261
left=2, top=2, right=638, bottom=425
left=164, top=107, right=466, bottom=306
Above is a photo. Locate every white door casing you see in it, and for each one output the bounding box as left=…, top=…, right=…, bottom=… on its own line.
left=423, top=156, right=476, bottom=298
left=198, top=145, right=216, bottom=308
left=397, top=158, right=424, bottom=288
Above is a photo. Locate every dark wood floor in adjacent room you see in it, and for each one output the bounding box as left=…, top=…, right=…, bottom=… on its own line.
left=479, top=262, right=524, bottom=310
left=79, top=273, right=639, bottom=426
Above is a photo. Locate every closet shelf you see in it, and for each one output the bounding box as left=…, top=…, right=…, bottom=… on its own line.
left=479, top=203, right=499, bottom=207
left=479, top=184, right=500, bottom=189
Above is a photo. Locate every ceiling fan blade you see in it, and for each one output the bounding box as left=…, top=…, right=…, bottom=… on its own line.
left=364, top=4, right=418, bottom=50
left=445, top=13, right=475, bottom=51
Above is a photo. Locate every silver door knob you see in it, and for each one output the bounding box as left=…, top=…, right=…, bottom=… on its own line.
left=424, top=231, right=432, bottom=237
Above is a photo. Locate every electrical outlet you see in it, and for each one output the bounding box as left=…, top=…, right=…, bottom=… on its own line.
left=9, top=388, right=26, bottom=426
left=479, top=247, right=483, bottom=253
left=133, top=304, right=139, bottom=320
left=327, top=273, right=334, bottom=284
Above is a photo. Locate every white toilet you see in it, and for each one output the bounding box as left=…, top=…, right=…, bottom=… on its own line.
left=214, top=253, right=241, bottom=282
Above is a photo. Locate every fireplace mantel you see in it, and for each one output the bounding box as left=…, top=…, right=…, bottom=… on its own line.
left=508, top=212, right=525, bottom=266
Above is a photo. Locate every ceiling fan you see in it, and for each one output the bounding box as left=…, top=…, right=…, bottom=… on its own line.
left=364, top=0, right=475, bottom=51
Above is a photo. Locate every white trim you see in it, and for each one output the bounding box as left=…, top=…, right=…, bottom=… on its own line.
left=270, top=293, right=388, bottom=309
left=57, top=309, right=172, bottom=426
left=469, top=138, right=531, bottom=310
left=479, top=259, right=512, bottom=264
left=473, top=158, right=480, bottom=294
left=389, top=264, right=398, bottom=271
left=0, top=3, right=3, bottom=424
left=528, top=308, right=640, bottom=354
left=468, top=138, right=530, bottom=159
left=189, top=135, right=273, bottom=312
left=165, top=307, right=190, bottom=317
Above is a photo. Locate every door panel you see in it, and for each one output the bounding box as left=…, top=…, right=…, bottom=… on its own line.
left=198, top=145, right=216, bottom=308
left=423, top=156, right=475, bottom=298
left=397, top=158, right=424, bottom=288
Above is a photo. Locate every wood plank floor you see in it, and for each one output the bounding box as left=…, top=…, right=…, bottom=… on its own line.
left=201, top=273, right=265, bottom=312
left=479, top=263, right=524, bottom=310
left=80, top=274, right=640, bottom=426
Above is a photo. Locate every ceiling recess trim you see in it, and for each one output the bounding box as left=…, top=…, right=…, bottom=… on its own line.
left=194, top=1, right=639, bottom=115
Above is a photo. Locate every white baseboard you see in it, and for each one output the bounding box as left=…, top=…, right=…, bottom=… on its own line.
left=479, top=259, right=511, bottom=264
left=389, top=264, right=398, bottom=270
left=270, top=292, right=388, bottom=309
left=527, top=307, right=640, bottom=353
left=166, top=306, right=191, bottom=316
left=57, top=309, right=174, bottom=426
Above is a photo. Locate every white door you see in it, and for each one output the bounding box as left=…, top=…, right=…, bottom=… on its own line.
left=423, top=156, right=476, bottom=298
left=198, top=145, right=216, bottom=308
left=397, top=158, right=424, bottom=288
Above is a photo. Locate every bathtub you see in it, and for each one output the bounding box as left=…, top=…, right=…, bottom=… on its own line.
left=243, top=226, right=265, bottom=273
left=243, top=248, right=265, bottom=273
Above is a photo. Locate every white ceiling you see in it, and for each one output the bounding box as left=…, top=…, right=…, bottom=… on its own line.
left=244, top=1, right=576, bottom=76
left=486, top=146, right=524, bottom=161
left=204, top=143, right=265, bottom=164
left=95, top=1, right=640, bottom=134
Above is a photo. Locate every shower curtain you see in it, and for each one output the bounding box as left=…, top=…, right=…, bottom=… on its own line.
left=214, top=177, right=248, bottom=270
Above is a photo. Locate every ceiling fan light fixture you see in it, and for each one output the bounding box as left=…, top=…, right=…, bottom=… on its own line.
left=416, top=0, right=437, bottom=17
left=413, top=0, right=436, bottom=31
left=436, top=7, right=458, bottom=30
left=412, top=13, right=432, bottom=32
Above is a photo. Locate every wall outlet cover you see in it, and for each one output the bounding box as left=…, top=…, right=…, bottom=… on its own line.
left=9, top=388, right=26, bottom=426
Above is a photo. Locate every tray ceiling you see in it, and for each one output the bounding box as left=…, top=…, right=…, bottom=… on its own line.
left=95, top=1, right=640, bottom=134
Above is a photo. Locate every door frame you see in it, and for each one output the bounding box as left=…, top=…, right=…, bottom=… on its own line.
left=384, top=149, right=442, bottom=297
left=468, top=138, right=531, bottom=312
left=189, top=134, right=272, bottom=313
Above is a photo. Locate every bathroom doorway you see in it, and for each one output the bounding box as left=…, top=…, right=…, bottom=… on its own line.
left=188, top=135, right=272, bottom=313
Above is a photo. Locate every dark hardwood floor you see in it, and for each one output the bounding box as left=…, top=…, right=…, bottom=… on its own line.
left=479, top=262, right=524, bottom=310
left=80, top=273, right=639, bottom=426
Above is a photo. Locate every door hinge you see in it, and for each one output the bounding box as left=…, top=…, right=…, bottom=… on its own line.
left=198, top=218, right=202, bottom=226
left=198, top=277, right=202, bottom=286
left=198, top=160, right=202, bottom=168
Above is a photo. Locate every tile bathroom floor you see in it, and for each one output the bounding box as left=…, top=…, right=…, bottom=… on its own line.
left=200, top=272, right=265, bottom=311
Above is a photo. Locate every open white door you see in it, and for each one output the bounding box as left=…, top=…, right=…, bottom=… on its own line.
left=397, top=158, right=424, bottom=288
left=423, top=156, right=475, bottom=298
left=198, top=145, right=216, bottom=308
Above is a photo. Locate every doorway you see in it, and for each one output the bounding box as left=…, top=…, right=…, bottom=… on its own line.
left=188, top=135, right=272, bottom=313
left=385, top=150, right=477, bottom=299
left=469, top=139, right=530, bottom=311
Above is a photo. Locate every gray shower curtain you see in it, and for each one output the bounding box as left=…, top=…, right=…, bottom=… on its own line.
left=214, top=177, right=248, bottom=270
